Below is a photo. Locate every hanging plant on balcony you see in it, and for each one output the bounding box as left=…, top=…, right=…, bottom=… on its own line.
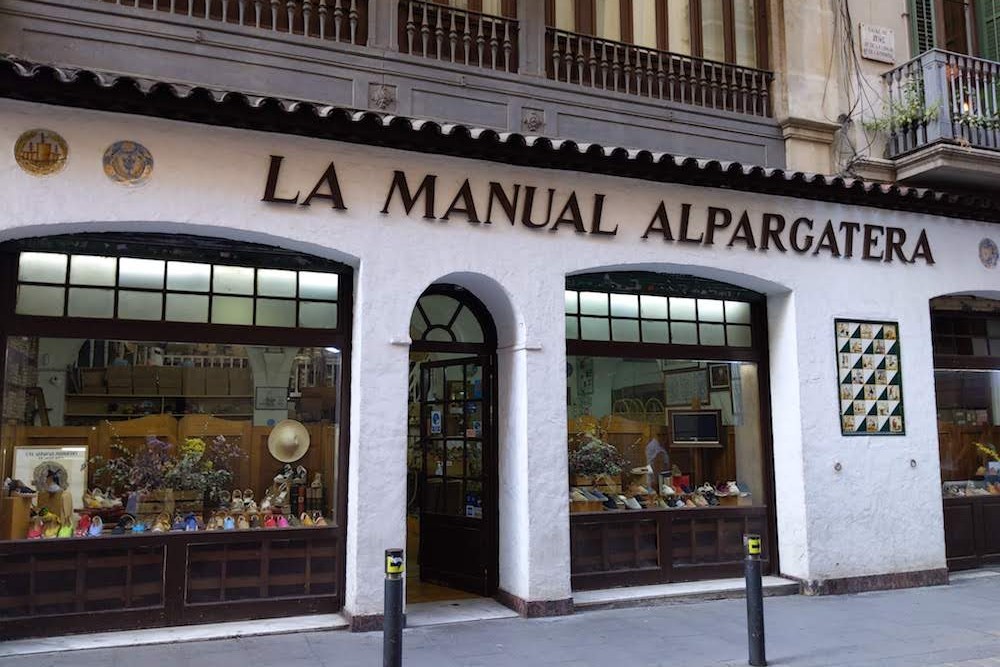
left=864, top=78, right=939, bottom=133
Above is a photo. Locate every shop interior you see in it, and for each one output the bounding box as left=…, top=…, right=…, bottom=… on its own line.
left=566, top=356, right=765, bottom=513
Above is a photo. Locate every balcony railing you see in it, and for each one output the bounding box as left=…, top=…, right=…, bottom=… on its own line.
left=883, top=48, right=1000, bottom=158
left=96, top=0, right=367, bottom=45
left=546, top=28, right=773, bottom=117
left=398, top=1, right=518, bottom=73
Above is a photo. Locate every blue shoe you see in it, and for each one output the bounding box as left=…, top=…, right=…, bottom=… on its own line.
left=184, top=513, right=199, bottom=531
left=223, top=515, right=235, bottom=530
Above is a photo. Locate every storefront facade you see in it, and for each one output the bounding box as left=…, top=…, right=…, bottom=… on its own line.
left=0, top=58, right=998, bottom=635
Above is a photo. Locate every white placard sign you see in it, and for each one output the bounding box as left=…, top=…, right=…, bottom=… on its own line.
left=13, top=446, right=88, bottom=510
left=860, top=24, right=895, bottom=64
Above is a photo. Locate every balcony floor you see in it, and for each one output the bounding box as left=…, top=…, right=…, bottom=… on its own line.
left=895, top=142, right=1000, bottom=190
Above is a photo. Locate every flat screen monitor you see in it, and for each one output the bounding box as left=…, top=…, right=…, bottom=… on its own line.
left=670, top=410, right=722, bottom=447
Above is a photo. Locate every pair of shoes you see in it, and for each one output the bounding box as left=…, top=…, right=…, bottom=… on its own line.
left=184, top=513, right=200, bottom=531
left=312, top=512, right=328, bottom=527
left=277, top=515, right=289, bottom=528
left=300, top=512, right=314, bottom=527
left=242, top=489, right=257, bottom=513
left=112, top=514, right=134, bottom=535
left=27, top=516, right=43, bottom=539
left=237, top=514, right=249, bottom=530
left=660, top=483, right=676, bottom=496
left=41, top=512, right=60, bottom=538
left=230, top=489, right=245, bottom=512
left=151, top=512, right=171, bottom=533
left=263, top=514, right=277, bottom=528
left=171, top=514, right=186, bottom=531
left=5, top=477, right=36, bottom=496
left=221, top=513, right=235, bottom=530
left=75, top=514, right=92, bottom=537
left=89, top=515, right=105, bottom=536
left=623, top=496, right=642, bottom=510
left=570, top=488, right=589, bottom=502
left=249, top=513, right=261, bottom=529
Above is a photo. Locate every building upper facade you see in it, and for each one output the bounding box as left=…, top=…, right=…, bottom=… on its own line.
left=3, top=0, right=1000, bottom=195
left=0, top=0, right=785, bottom=167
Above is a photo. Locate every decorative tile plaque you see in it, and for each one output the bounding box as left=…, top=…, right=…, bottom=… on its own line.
left=836, top=319, right=904, bottom=436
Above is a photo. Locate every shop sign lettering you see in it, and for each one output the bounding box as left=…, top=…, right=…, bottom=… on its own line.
left=262, top=156, right=935, bottom=265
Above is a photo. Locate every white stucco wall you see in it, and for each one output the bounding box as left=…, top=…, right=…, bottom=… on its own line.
left=2, top=98, right=997, bottom=614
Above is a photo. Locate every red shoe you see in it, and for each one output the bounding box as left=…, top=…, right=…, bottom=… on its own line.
left=75, top=514, right=92, bottom=537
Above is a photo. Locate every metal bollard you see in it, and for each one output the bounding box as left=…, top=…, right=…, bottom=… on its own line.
left=383, top=548, right=404, bottom=667
left=744, top=534, right=766, bottom=666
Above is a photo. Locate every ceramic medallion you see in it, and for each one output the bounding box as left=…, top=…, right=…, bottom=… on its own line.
left=14, top=129, right=68, bottom=176
left=103, top=140, right=154, bottom=186
left=980, top=238, right=998, bottom=269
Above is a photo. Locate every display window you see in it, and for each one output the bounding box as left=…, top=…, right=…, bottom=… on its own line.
left=565, top=272, right=768, bottom=515
left=1, top=337, right=341, bottom=540
left=932, top=301, right=1000, bottom=498
left=564, top=272, right=773, bottom=588
left=0, top=234, right=351, bottom=629
left=567, top=356, right=766, bottom=511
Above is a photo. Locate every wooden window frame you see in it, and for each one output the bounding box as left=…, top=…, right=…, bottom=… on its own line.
left=546, top=0, right=769, bottom=68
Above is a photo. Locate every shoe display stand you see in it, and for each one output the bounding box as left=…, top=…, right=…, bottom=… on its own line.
left=0, top=496, right=33, bottom=540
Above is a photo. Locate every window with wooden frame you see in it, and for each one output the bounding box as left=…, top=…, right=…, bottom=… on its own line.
left=546, top=0, right=768, bottom=68
left=908, top=0, right=1000, bottom=61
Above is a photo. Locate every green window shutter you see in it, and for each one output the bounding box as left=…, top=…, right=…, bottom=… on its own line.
left=977, top=0, right=1000, bottom=62
left=909, top=0, right=936, bottom=56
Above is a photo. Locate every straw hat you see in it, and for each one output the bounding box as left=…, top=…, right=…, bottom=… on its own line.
left=267, top=420, right=311, bottom=463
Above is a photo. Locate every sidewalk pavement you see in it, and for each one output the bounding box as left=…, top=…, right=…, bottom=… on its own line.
left=6, top=570, right=1000, bottom=667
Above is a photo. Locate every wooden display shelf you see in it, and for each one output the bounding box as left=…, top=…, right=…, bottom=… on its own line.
left=65, top=413, right=253, bottom=418
left=67, top=394, right=253, bottom=398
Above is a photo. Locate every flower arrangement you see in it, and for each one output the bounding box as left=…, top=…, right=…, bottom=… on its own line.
left=568, top=421, right=627, bottom=478
left=90, top=434, right=246, bottom=499
left=974, top=442, right=999, bottom=463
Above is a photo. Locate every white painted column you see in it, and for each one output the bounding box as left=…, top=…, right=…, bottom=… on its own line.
left=496, top=274, right=572, bottom=607
left=343, top=259, right=411, bottom=624
left=766, top=291, right=812, bottom=581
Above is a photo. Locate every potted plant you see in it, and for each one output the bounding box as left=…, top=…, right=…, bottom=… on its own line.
left=864, top=78, right=939, bottom=135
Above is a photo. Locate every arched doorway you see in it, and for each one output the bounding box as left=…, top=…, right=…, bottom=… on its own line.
left=407, top=284, right=498, bottom=600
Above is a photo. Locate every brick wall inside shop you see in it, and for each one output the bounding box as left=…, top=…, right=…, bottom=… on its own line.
left=3, top=337, right=38, bottom=423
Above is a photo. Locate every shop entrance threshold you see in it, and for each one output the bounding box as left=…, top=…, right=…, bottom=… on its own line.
left=406, top=598, right=519, bottom=628
left=573, top=576, right=799, bottom=611
left=0, top=613, right=349, bottom=658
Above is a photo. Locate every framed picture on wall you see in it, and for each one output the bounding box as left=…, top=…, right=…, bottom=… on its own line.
left=13, top=445, right=88, bottom=511
left=708, top=363, right=731, bottom=389
left=664, top=368, right=709, bottom=406
left=255, top=386, right=288, bottom=410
